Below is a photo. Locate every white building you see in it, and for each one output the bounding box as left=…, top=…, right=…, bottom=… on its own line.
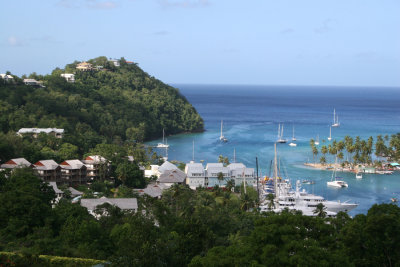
left=80, top=197, right=137, bottom=218
left=109, top=59, right=120, bottom=67
left=23, top=78, right=44, bottom=87
left=185, top=162, right=206, bottom=189
left=157, top=168, right=187, bottom=188
left=17, top=128, right=64, bottom=138
left=0, top=158, right=32, bottom=171
left=60, top=73, right=75, bottom=83
left=0, top=74, right=13, bottom=82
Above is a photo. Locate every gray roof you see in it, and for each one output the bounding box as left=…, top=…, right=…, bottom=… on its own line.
left=158, top=161, right=178, bottom=173
left=49, top=182, right=63, bottom=194
left=206, top=163, right=224, bottom=169
left=227, top=163, right=246, bottom=170
left=136, top=183, right=166, bottom=198
left=158, top=169, right=186, bottom=183
left=80, top=197, right=138, bottom=211
left=231, top=168, right=255, bottom=177
left=68, top=187, right=83, bottom=196
left=82, top=155, right=107, bottom=164
left=18, top=128, right=64, bottom=134
left=60, top=160, right=85, bottom=169
left=206, top=166, right=229, bottom=176
left=0, top=158, right=32, bottom=169
left=185, top=162, right=205, bottom=176
left=34, top=160, right=59, bottom=170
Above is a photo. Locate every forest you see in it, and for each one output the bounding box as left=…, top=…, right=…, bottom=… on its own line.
left=1, top=168, right=400, bottom=266
left=0, top=57, right=204, bottom=164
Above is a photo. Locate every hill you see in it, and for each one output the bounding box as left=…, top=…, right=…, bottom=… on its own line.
left=0, top=57, right=203, bottom=160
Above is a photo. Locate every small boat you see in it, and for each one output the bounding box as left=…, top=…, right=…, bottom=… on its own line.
left=356, top=172, right=362, bottom=179
left=157, top=129, right=169, bottom=148
left=327, top=126, right=332, bottom=141
left=277, top=123, right=287, bottom=143
left=327, top=178, right=348, bottom=188
left=219, top=120, right=228, bottom=142
left=314, top=134, right=320, bottom=146
left=332, top=108, right=340, bottom=127
left=302, top=179, right=315, bottom=185
left=289, top=142, right=297, bottom=147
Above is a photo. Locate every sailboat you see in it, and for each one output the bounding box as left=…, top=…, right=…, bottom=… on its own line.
left=289, top=125, right=297, bottom=146
left=220, top=120, right=228, bottom=142
left=327, top=126, right=332, bottom=141
left=332, top=109, right=340, bottom=127
left=277, top=123, right=287, bottom=143
left=327, top=157, right=348, bottom=188
left=157, top=129, right=169, bottom=148
left=314, top=134, right=320, bottom=146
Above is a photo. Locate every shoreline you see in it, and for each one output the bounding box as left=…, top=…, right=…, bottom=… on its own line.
left=304, top=163, right=357, bottom=173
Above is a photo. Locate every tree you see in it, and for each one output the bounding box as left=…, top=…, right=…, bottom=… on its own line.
left=58, top=143, right=79, bottom=160
left=218, top=155, right=230, bottom=166
left=115, top=161, right=146, bottom=188
left=266, top=193, right=275, bottom=210
left=313, top=203, right=327, bottom=218
left=217, top=172, right=224, bottom=186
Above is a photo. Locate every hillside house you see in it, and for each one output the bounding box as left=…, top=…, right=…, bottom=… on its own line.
left=0, top=158, right=32, bottom=170
left=60, top=160, right=87, bottom=185
left=33, top=160, right=61, bottom=182
left=60, top=73, right=75, bottom=83
left=185, top=162, right=206, bottom=189
left=17, top=128, right=64, bottom=138
left=80, top=197, right=138, bottom=218
left=23, top=78, right=44, bottom=87
left=82, top=155, right=109, bottom=181
left=0, top=74, right=13, bottom=82
left=76, top=61, right=93, bottom=71
left=206, top=163, right=229, bottom=187
left=157, top=168, right=187, bottom=188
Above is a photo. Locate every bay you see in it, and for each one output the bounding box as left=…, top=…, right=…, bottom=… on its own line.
left=151, top=84, right=400, bottom=215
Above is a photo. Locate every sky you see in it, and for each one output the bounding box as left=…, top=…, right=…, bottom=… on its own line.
left=1, top=0, right=399, bottom=87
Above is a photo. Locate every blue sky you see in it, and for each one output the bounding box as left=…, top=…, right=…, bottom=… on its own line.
left=1, top=0, right=399, bottom=87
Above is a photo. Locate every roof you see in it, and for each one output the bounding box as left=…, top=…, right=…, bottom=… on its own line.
left=0, top=74, right=13, bottom=79
left=136, top=183, right=166, bottom=198
left=68, top=187, right=83, bottom=196
left=34, top=160, right=59, bottom=170
left=158, top=169, right=186, bottom=183
left=61, top=73, right=74, bottom=77
left=231, top=168, right=255, bottom=177
left=49, top=182, right=63, bottom=194
left=83, top=155, right=107, bottom=164
left=23, top=78, right=39, bottom=83
left=18, top=128, right=64, bottom=134
left=227, top=163, right=246, bottom=170
left=158, top=161, right=178, bottom=173
left=185, top=162, right=205, bottom=176
left=206, top=165, right=229, bottom=175
left=80, top=197, right=138, bottom=211
left=206, top=163, right=224, bottom=169
left=0, top=158, right=31, bottom=169
left=60, top=160, right=85, bottom=169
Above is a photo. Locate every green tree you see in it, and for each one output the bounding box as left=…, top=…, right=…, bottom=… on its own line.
left=115, top=161, right=146, bottom=188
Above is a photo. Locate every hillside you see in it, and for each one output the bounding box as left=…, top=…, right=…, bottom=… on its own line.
left=0, top=57, right=203, bottom=158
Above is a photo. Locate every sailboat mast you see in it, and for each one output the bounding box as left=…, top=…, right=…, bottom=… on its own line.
left=162, top=128, right=165, bottom=144
left=277, top=123, right=280, bottom=139
left=233, top=148, right=236, bottom=163
left=274, top=143, right=279, bottom=198
left=220, top=120, right=223, bottom=138
left=333, top=109, right=336, bottom=124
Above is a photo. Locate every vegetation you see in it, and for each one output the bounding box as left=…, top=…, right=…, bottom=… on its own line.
left=0, top=56, right=204, bottom=165
left=310, top=134, right=400, bottom=167
left=1, top=170, right=400, bottom=266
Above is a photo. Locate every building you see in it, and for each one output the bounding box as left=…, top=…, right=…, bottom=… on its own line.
left=205, top=163, right=230, bottom=187
left=109, top=59, right=120, bottom=67
left=17, top=128, right=64, bottom=138
left=0, top=158, right=32, bottom=170
left=33, top=160, right=61, bottom=182
left=136, top=183, right=167, bottom=199
left=82, top=155, right=109, bottom=181
left=156, top=161, right=179, bottom=177
left=49, top=182, right=64, bottom=203
left=60, top=73, right=75, bottom=83
left=185, top=162, right=206, bottom=189
left=157, top=168, right=187, bottom=188
left=228, top=163, right=256, bottom=187
left=145, top=165, right=160, bottom=178
left=60, top=160, right=87, bottom=185
left=0, top=74, right=13, bottom=82
left=76, top=61, right=93, bottom=71
left=80, top=197, right=138, bottom=217
left=23, top=78, right=44, bottom=87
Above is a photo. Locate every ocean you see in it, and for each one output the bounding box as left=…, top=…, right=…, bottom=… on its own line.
left=151, top=84, right=400, bottom=215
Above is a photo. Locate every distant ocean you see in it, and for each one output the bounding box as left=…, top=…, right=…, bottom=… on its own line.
left=151, top=84, right=400, bottom=215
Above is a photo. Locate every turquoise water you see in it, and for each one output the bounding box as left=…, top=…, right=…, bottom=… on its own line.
left=151, top=85, right=400, bottom=215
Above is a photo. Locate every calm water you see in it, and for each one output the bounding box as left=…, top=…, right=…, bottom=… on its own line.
left=152, top=84, right=400, bottom=215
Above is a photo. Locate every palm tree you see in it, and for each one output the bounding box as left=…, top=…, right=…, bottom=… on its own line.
left=266, top=193, right=275, bottom=210
left=217, top=172, right=225, bottom=187
left=226, top=179, right=235, bottom=192
left=313, top=203, right=327, bottom=218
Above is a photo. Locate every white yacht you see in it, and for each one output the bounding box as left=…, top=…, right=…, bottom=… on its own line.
left=356, top=172, right=363, bottom=179
left=327, top=179, right=348, bottom=188
left=332, top=108, right=340, bottom=127
left=157, top=129, right=169, bottom=148
left=277, top=123, right=287, bottom=143
left=219, top=120, right=228, bottom=142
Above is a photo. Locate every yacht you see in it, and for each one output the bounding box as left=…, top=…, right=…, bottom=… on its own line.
left=327, top=178, right=348, bottom=188
left=332, top=108, right=340, bottom=127
left=157, top=129, right=169, bottom=148
left=355, top=172, right=362, bottom=179
left=219, top=120, right=228, bottom=142
left=277, top=123, right=287, bottom=143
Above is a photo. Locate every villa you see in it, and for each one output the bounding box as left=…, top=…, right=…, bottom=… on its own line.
left=17, top=128, right=64, bottom=138
left=80, top=197, right=138, bottom=218
left=60, top=73, right=75, bottom=82
left=33, top=160, right=62, bottom=182
left=76, top=61, right=93, bottom=71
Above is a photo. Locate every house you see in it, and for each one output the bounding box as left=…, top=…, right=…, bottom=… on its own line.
left=125, top=61, right=134, bottom=65
left=49, top=182, right=64, bottom=203
left=82, top=155, right=109, bottom=181
left=23, top=78, right=44, bottom=87
left=136, top=183, right=167, bottom=199
left=205, top=163, right=229, bottom=187
left=0, top=74, right=13, bottom=82
left=228, top=163, right=256, bottom=187
left=33, top=160, right=61, bottom=182
left=60, top=73, right=75, bottom=83
left=80, top=197, right=137, bottom=217
left=144, top=165, right=159, bottom=178
left=109, top=59, right=120, bottom=67
left=68, top=187, right=84, bottom=198
left=0, top=158, right=32, bottom=170
left=156, top=161, right=178, bottom=177
left=185, top=162, right=206, bottom=189
left=157, top=168, right=187, bottom=188
left=17, top=128, right=64, bottom=138
left=60, top=160, right=87, bottom=185
left=76, top=61, right=93, bottom=71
